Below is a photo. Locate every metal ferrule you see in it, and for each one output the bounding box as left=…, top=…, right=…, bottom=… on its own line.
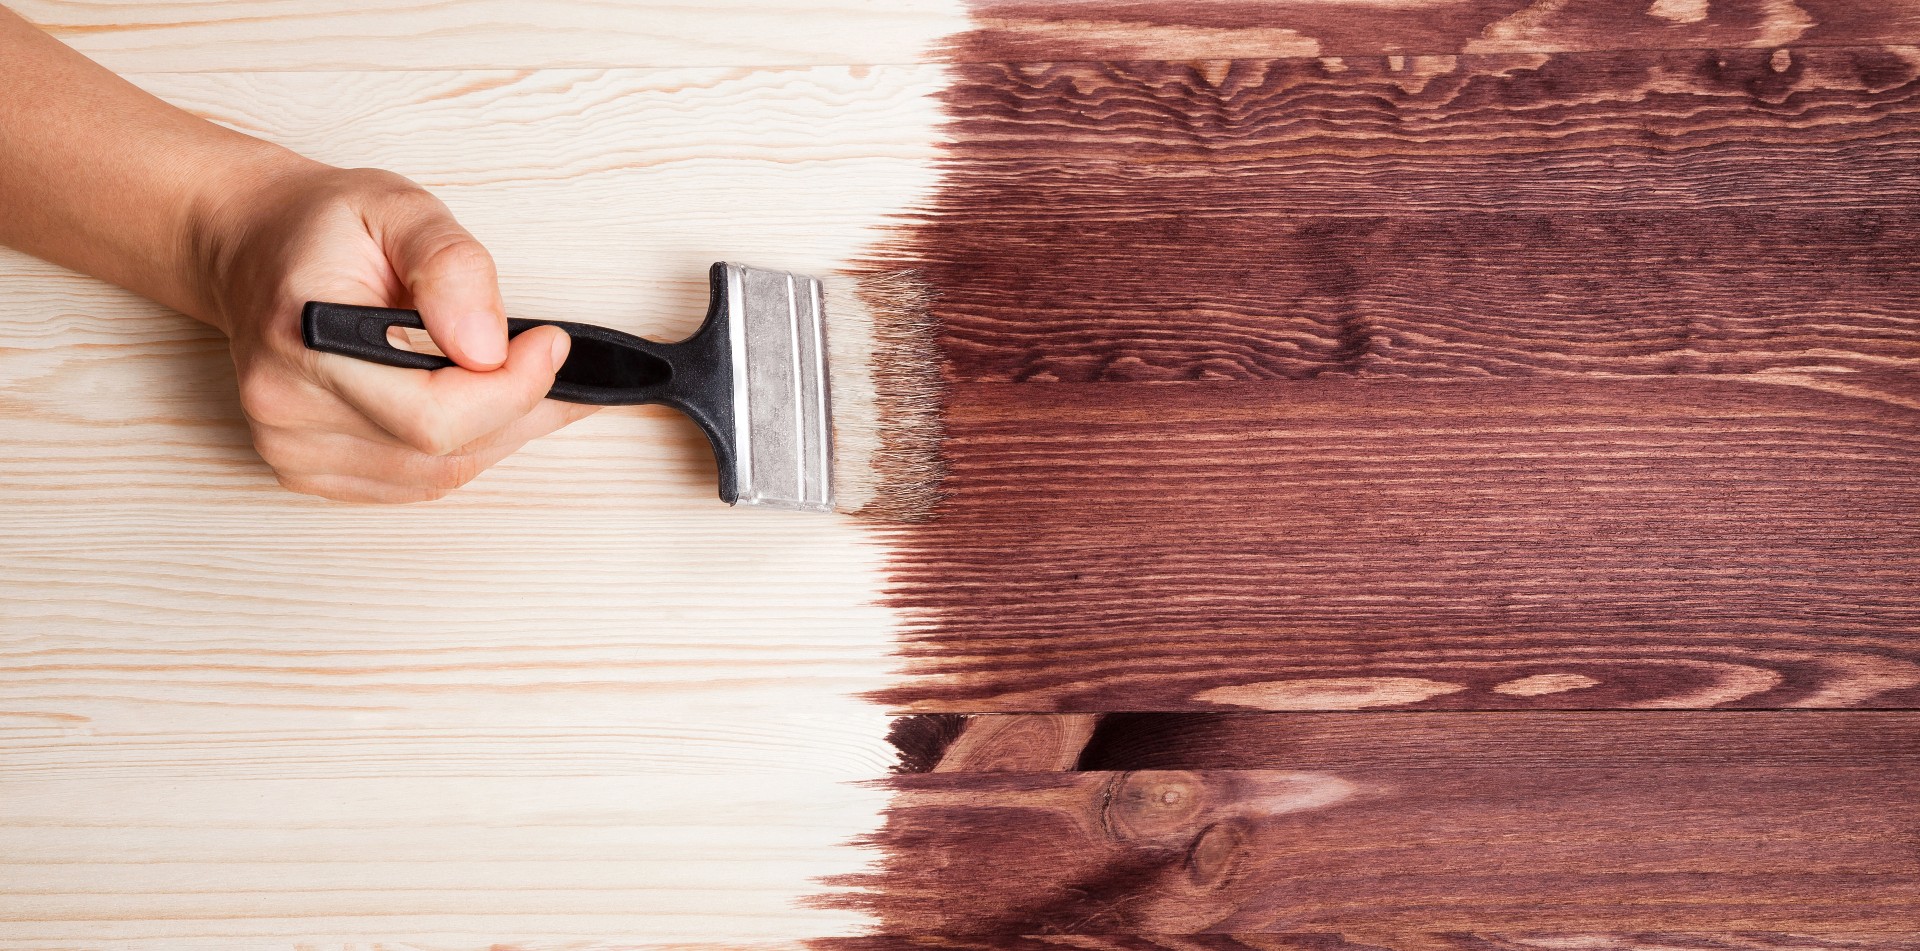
left=722, top=262, right=834, bottom=512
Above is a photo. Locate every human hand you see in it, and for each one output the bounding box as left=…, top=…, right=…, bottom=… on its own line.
left=195, top=162, right=599, bottom=502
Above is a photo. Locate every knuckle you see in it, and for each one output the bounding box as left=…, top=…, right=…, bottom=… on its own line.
left=419, top=236, right=496, bottom=280
left=236, top=369, right=300, bottom=428
left=401, top=428, right=462, bottom=458
left=391, top=407, right=463, bottom=457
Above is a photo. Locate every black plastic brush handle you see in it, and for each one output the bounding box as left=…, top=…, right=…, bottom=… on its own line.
left=301, top=301, right=697, bottom=406
left=300, top=268, right=744, bottom=503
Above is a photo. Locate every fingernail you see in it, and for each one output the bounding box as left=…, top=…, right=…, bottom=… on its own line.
left=458, top=313, right=508, bottom=366
left=549, top=329, right=571, bottom=368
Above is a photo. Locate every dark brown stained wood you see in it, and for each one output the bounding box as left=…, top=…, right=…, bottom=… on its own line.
left=818, top=937, right=1920, bottom=951
left=877, top=380, right=1920, bottom=712
left=841, top=5, right=1920, bottom=937
left=959, top=1, right=1920, bottom=62
left=822, top=762, right=1920, bottom=932
left=901, top=49, right=1920, bottom=384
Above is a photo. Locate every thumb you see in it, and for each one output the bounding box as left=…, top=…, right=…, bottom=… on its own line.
left=379, top=193, right=508, bottom=370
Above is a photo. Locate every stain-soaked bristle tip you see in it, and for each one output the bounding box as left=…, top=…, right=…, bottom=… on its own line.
left=823, top=269, right=946, bottom=522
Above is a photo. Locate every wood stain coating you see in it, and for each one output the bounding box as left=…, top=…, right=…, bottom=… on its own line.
left=825, top=744, right=1920, bottom=932
left=825, top=712, right=1920, bottom=935
left=823, top=1, right=1920, bottom=942
left=959, top=0, right=1920, bottom=63
left=862, top=8, right=1920, bottom=714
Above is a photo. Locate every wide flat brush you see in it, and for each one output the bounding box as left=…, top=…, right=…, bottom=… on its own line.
left=300, top=262, right=943, bottom=520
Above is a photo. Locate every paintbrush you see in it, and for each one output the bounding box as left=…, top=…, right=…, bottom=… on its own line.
left=300, top=262, right=942, bottom=520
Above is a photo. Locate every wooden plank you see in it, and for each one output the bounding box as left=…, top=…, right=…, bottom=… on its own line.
left=961, top=0, right=1920, bottom=62
left=0, top=60, right=950, bottom=945
left=19, top=0, right=1920, bottom=71
left=881, top=379, right=1920, bottom=712
left=899, top=49, right=1920, bottom=384
left=828, top=736, right=1920, bottom=930
left=0, top=775, right=889, bottom=944
left=10, top=0, right=970, bottom=71
left=869, top=35, right=1920, bottom=713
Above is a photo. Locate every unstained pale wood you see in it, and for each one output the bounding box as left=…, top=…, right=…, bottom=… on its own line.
left=0, top=49, right=954, bottom=949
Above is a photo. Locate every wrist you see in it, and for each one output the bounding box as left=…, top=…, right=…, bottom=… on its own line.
left=177, top=139, right=329, bottom=334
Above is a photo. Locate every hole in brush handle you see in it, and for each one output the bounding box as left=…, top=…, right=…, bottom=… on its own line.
left=301, top=301, right=453, bottom=371
left=301, top=302, right=691, bottom=406
left=386, top=325, right=445, bottom=357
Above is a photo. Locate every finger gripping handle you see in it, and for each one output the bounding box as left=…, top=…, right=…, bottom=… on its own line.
left=302, top=302, right=453, bottom=371
left=301, top=267, right=744, bottom=504
left=300, top=301, right=692, bottom=406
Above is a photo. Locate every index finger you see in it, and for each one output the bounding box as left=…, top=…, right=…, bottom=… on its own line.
left=314, top=323, right=571, bottom=457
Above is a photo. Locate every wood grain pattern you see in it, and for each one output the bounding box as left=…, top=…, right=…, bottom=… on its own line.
left=878, top=380, right=1920, bottom=711
left=868, top=28, right=1920, bottom=714
left=963, top=0, right=1920, bottom=62
left=11, top=0, right=970, bottom=71
left=21, top=0, right=1920, bottom=71
left=829, top=760, right=1920, bottom=932
left=11, top=1, right=1920, bottom=944
left=0, top=60, right=953, bottom=945
left=845, top=714, right=1920, bottom=937
left=933, top=713, right=1100, bottom=771
left=902, top=49, right=1920, bottom=384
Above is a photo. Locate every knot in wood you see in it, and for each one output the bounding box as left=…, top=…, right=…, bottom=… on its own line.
left=1103, top=770, right=1209, bottom=845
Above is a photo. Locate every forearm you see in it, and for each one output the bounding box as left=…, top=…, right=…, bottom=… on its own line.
left=0, top=6, right=317, bottom=328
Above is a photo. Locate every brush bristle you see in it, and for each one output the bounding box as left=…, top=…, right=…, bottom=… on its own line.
left=823, top=270, right=945, bottom=521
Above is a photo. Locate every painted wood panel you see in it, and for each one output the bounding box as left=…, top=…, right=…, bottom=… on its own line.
left=882, top=380, right=1920, bottom=711
left=830, top=713, right=1920, bottom=933
left=841, top=766, right=1920, bottom=930
left=904, top=49, right=1920, bottom=384
left=961, top=0, right=1920, bottom=62
left=872, top=39, right=1920, bottom=712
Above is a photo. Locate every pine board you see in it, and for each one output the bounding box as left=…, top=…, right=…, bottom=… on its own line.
left=0, top=59, right=949, bottom=946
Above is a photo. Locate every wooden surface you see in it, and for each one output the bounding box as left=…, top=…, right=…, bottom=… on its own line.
left=0, top=8, right=955, bottom=946
left=840, top=716, right=1920, bottom=932
left=850, top=713, right=1920, bottom=934
left=5, top=1, right=1920, bottom=947
left=857, top=0, right=1920, bottom=943
left=885, top=380, right=1920, bottom=711
left=879, top=23, right=1920, bottom=713
left=21, top=0, right=1920, bottom=71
